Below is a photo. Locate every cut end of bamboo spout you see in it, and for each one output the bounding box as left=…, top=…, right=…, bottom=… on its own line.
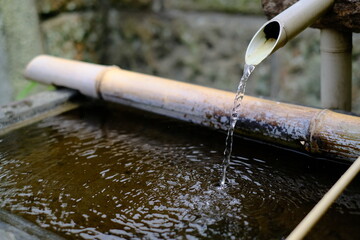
left=24, top=55, right=111, bottom=98
left=245, top=21, right=286, bottom=65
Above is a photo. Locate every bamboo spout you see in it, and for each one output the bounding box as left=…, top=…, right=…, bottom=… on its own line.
left=246, top=0, right=334, bottom=65
left=24, top=55, right=360, bottom=162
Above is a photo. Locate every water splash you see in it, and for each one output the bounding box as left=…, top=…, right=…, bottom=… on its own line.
left=220, top=64, right=255, bottom=187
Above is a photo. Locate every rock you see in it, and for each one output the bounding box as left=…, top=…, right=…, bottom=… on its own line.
left=168, top=0, right=263, bottom=14
left=36, top=0, right=97, bottom=14
left=41, top=12, right=103, bottom=63
left=104, top=10, right=267, bottom=94
left=0, top=0, right=47, bottom=103
left=109, top=0, right=153, bottom=10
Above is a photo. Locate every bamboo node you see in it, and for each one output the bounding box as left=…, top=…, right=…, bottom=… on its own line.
left=308, top=109, right=329, bottom=153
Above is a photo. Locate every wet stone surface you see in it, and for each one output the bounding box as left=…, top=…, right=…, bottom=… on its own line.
left=0, top=104, right=359, bottom=239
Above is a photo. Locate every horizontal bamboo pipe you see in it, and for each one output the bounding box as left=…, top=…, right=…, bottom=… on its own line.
left=24, top=55, right=360, bottom=162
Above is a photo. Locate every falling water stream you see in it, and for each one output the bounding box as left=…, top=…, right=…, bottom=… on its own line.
left=220, top=64, right=255, bottom=186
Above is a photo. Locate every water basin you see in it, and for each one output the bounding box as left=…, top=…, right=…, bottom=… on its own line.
left=0, top=103, right=359, bottom=239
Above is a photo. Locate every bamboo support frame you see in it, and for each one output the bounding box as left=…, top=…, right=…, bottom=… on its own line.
left=24, top=55, right=360, bottom=162
left=321, top=29, right=352, bottom=111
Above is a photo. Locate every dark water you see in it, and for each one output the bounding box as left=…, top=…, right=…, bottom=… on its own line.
left=0, top=104, right=359, bottom=240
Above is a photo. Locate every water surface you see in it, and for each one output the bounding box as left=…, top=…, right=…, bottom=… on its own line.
left=0, top=104, right=359, bottom=239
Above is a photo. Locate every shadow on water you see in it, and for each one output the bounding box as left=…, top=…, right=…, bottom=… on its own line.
left=0, top=102, right=359, bottom=239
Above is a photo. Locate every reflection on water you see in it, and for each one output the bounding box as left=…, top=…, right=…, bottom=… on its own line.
left=0, top=104, right=359, bottom=240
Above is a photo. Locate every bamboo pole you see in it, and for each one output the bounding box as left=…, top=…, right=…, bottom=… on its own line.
left=321, top=29, right=352, bottom=111
left=24, top=55, right=360, bottom=162
left=286, top=156, right=360, bottom=240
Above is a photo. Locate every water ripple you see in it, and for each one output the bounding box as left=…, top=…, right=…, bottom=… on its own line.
left=0, top=106, right=359, bottom=240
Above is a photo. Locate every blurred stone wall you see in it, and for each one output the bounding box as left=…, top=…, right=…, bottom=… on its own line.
left=0, top=0, right=46, bottom=104
left=7, top=0, right=360, bottom=113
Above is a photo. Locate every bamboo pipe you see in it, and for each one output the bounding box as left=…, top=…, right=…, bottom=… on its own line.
left=321, top=29, right=352, bottom=111
left=23, top=56, right=113, bottom=98
left=286, top=156, right=360, bottom=240
left=246, top=0, right=334, bottom=65
left=24, top=55, right=360, bottom=162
